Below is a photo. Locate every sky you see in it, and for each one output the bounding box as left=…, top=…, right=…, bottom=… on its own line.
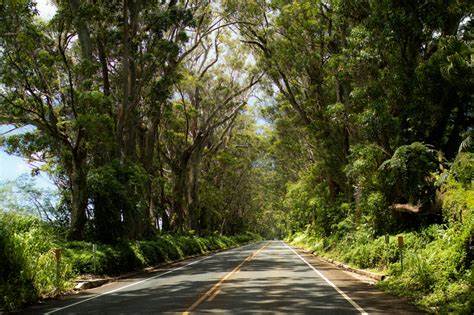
left=0, top=1, right=57, bottom=190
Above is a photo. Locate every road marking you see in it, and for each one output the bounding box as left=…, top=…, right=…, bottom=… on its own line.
left=183, top=240, right=271, bottom=314
left=44, top=242, right=260, bottom=314
left=283, top=242, right=368, bottom=315
left=207, top=289, right=221, bottom=302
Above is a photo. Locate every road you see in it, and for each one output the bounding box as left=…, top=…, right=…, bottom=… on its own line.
left=20, top=241, right=424, bottom=314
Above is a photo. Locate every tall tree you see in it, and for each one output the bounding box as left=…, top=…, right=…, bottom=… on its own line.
left=225, top=0, right=472, bottom=235
left=160, top=30, right=261, bottom=232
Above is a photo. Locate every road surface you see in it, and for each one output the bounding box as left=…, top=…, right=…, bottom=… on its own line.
left=19, top=241, right=424, bottom=314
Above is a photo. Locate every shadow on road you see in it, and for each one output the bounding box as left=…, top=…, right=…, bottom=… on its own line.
left=18, top=241, right=424, bottom=314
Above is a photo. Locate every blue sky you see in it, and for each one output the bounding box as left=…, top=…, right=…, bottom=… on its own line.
left=0, top=150, right=32, bottom=179
left=0, top=151, right=55, bottom=190
left=0, top=127, right=55, bottom=189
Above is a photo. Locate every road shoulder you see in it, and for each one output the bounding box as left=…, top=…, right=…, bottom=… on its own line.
left=286, top=243, right=426, bottom=314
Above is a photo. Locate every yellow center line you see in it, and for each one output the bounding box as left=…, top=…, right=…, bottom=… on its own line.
left=207, top=289, right=221, bottom=302
left=182, top=241, right=271, bottom=314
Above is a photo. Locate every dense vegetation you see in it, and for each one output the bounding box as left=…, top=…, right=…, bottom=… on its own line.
left=288, top=169, right=473, bottom=313
left=0, top=0, right=472, bottom=313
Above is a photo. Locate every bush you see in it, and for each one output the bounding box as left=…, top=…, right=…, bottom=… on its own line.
left=450, top=152, right=473, bottom=188
left=0, top=212, right=70, bottom=311
left=442, top=177, right=473, bottom=223
left=380, top=142, right=438, bottom=206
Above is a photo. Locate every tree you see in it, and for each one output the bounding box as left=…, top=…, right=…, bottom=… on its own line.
left=159, top=27, right=261, bottom=232
left=0, top=0, right=200, bottom=239
left=224, top=0, right=472, bottom=235
left=0, top=0, right=94, bottom=239
left=0, top=0, right=265, bottom=240
left=0, top=175, right=59, bottom=222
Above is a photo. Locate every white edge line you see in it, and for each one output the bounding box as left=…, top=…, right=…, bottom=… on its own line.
left=283, top=241, right=368, bottom=315
left=45, top=242, right=259, bottom=314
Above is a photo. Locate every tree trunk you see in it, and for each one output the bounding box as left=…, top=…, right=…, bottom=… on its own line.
left=199, top=205, right=208, bottom=234
left=171, top=156, right=190, bottom=232
left=143, top=118, right=158, bottom=232
left=68, top=154, right=88, bottom=240
left=161, top=207, right=170, bottom=232
left=328, top=178, right=338, bottom=203
left=188, top=156, right=201, bottom=232
left=68, top=0, right=93, bottom=61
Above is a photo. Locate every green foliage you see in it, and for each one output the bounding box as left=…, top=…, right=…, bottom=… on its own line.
left=346, top=144, right=387, bottom=193
left=441, top=152, right=473, bottom=223
left=64, top=242, right=141, bottom=276
left=0, top=212, right=71, bottom=311
left=442, top=178, right=473, bottom=224
left=286, top=147, right=472, bottom=312
left=450, top=152, right=474, bottom=188
left=88, top=160, right=149, bottom=242
left=379, top=214, right=473, bottom=314
left=288, top=199, right=473, bottom=313
left=62, top=234, right=257, bottom=278
left=233, top=0, right=472, bottom=312
left=0, top=0, right=472, bottom=312
left=380, top=142, right=438, bottom=205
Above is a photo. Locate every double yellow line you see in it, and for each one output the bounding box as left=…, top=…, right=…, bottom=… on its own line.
left=182, top=241, right=271, bottom=314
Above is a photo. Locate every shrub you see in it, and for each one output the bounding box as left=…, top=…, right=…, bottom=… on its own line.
left=380, top=142, right=438, bottom=206
left=442, top=177, right=473, bottom=223
left=450, top=152, right=473, bottom=188
left=0, top=212, right=70, bottom=311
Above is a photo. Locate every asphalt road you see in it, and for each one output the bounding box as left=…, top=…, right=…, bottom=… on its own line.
left=19, top=241, right=424, bottom=314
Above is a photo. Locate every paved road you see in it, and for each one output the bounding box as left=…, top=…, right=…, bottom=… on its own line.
left=19, top=241, right=424, bottom=314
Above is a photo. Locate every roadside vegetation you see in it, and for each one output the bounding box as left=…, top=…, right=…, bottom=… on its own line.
left=285, top=151, right=473, bottom=313
left=0, top=211, right=260, bottom=311
left=288, top=182, right=473, bottom=313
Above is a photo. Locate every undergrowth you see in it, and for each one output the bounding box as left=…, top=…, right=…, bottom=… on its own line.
left=287, top=180, right=473, bottom=314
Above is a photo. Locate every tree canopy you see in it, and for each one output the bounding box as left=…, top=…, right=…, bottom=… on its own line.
left=0, top=0, right=472, bottom=242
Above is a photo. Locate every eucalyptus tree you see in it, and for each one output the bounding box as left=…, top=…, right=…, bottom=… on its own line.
left=1, top=0, right=267, bottom=239
left=225, top=0, right=473, bottom=235
left=159, top=28, right=262, bottom=232
left=225, top=0, right=357, bottom=202
left=0, top=1, right=95, bottom=239
left=0, top=0, right=211, bottom=239
left=197, top=113, right=261, bottom=234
